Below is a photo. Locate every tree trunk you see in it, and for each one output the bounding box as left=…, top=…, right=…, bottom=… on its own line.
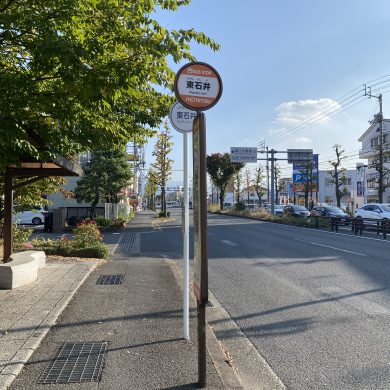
left=219, top=188, right=225, bottom=210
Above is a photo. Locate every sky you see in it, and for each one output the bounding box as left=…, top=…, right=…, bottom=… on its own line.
left=143, top=0, right=390, bottom=185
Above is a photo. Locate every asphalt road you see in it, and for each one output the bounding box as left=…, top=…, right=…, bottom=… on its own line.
left=152, top=209, right=390, bottom=389
left=206, top=212, right=390, bottom=390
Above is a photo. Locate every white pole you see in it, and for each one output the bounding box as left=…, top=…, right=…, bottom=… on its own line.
left=183, top=131, right=190, bottom=340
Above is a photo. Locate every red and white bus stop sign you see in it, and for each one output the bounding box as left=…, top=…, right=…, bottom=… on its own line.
left=174, top=62, right=222, bottom=111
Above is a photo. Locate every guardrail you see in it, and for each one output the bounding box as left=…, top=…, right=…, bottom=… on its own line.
left=310, top=215, right=390, bottom=239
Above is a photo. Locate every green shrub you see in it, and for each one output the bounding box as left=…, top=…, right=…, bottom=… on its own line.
left=158, top=211, right=170, bottom=218
left=234, top=201, right=246, bottom=211
left=12, top=223, right=32, bottom=246
left=73, top=219, right=103, bottom=248
left=94, top=216, right=111, bottom=228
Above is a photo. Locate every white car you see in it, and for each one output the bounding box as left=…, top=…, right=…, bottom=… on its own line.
left=354, top=204, right=390, bottom=220
left=13, top=208, right=46, bottom=225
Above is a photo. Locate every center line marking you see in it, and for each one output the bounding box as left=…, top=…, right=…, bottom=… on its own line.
left=295, top=239, right=367, bottom=256
left=221, top=240, right=238, bottom=246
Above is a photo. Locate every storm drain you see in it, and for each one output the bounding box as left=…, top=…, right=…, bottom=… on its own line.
left=96, top=274, right=124, bottom=285
left=38, top=342, right=107, bottom=384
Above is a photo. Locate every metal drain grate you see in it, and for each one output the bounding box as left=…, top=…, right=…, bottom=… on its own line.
left=96, top=274, right=124, bottom=285
left=38, top=342, right=107, bottom=384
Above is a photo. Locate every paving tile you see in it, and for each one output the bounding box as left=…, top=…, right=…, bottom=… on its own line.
left=0, top=340, right=26, bottom=362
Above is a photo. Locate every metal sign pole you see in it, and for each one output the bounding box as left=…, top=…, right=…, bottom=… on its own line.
left=183, top=131, right=190, bottom=340
left=197, top=112, right=207, bottom=388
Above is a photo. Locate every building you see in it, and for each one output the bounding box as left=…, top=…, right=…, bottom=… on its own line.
left=358, top=118, right=390, bottom=203
left=317, top=169, right=364, bottom=212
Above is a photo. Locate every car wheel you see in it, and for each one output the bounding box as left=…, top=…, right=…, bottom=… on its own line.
left=32, top=217, right=42, bottom=225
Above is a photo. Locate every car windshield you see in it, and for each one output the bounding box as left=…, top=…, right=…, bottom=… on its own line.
left=275, top=205, right=284, bottom=209
left=294, top=206, right=308, bottom=211
left=380, top=204, right=390, bottom=212
left=325, top=207, right=343, bottom=213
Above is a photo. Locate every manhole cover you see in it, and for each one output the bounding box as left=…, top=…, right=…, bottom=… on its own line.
left=38, top=342, right=107, bottom=384
left=96, top=274, right=124, bottom=285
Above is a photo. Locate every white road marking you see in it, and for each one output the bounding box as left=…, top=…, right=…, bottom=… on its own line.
left=221, top=240, right=239, bottom=246
left=295, top=239, right=367, bottom=256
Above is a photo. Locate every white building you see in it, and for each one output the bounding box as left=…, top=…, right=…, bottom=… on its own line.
left=358, top=118, right=390, bottom=203
left=317, top=169, right=364, bottom=213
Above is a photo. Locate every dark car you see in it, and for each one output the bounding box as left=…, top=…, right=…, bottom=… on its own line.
left=283, top=205, right=310, bottom=218
left=311, top=206, right=350, bottom=224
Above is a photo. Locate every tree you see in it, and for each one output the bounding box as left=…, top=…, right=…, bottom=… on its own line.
left=274, top=164, right=281, bottom=204
left=74, top=149, right=133, bottom=217
left=300, top=160, right=316, bottom=209
left=244, top=167, right=252, bottom=204
left=0, top=177, right=67, bottom=224
left=367, top=115, right=390, bottom=202
left=151, top=123, right=173, bottom=216
left=206, top=153, right=244, bottom=210
left=144, top=168, right=158, bottom=209
left=234, top=170, right=244, bottom=203
left=328, top=144, right=348, bottom=208
left=252, top=165, right=266, bottom=207
left=0, top=0, right=220, bottom=173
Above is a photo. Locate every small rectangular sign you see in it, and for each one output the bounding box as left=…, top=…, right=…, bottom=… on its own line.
left=287, top=149, right=313, bottom=164
left=230, top=147, right=257, bottom=163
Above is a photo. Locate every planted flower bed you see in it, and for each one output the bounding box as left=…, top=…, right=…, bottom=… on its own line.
left=14, top=219, right=109, bottom=259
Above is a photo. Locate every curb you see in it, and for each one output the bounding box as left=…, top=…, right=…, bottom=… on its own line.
left=0, top=262, right=99, bottom=390
left=165, top=258, right=243, bottom=389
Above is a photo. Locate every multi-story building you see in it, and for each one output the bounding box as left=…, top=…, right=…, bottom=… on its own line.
left=358, top=118, right=390, bottom=203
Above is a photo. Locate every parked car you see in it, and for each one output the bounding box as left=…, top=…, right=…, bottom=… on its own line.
left=354, top=204, right=390, bottom=220
left=273, top=204, right=285, bottom=216
left=13, top=207, right=46, bottom=225
left=283, top=204, right=310, bottom=218
left=311, top=206, right=350, bottom=224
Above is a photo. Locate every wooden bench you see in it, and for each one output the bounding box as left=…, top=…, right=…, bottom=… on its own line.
left=0, top=250, right=46, bottom=289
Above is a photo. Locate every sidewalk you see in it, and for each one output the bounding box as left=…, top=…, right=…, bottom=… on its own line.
left=0, top=260, right=99, bottom=389
left=4, top=211, right=240, bottom=389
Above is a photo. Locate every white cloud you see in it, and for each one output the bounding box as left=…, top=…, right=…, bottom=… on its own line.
left=294, top=137, right=312, bottom=144
left=270, top=98, right=341, bottom=132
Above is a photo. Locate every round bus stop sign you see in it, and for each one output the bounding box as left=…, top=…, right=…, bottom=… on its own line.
left=174, top=62, right=222, bottom=111
left=169, top=102, right=196, bottom=133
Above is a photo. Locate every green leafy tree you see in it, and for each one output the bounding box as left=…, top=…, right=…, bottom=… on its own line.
left=252, top=165, right=266, bottom=207
left=328, top=144, right=348, bottom=208
left=244, top=167, right=252, bottom=204
left=74, top=149, right=133, bottom=217
left=0, top=177, right=67, bottom=224
left=144, top=168, right=158, bottom=209
left=0, top=0, right=220, bottom=172
left=151, top=123, right=173, bottom=216
left=206, top=153, right=244, bottom=210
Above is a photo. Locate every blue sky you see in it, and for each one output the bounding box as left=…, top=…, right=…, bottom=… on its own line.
left=144, top=0, right=390, bottom=183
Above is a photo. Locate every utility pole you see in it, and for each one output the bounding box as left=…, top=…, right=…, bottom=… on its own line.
left=266, top=146, right=270, bottom=203
left=270, top=149, right=276, bottom=214
left=364, top=86, right=384, bottom=202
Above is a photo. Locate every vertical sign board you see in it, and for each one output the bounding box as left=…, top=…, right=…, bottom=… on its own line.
left=292, top=154, right=319, bottom=193
left=192, top=113, right=208, bottom=305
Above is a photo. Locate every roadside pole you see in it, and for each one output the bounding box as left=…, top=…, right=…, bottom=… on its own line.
left=169, top=102, right=195, bottom=341
left=183, top=131, right=190, bottom=340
